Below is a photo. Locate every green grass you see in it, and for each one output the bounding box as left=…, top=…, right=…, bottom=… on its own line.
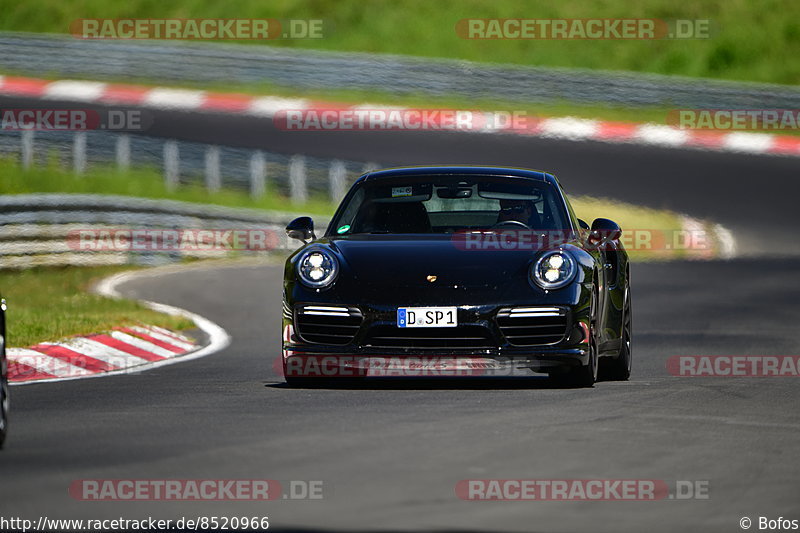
left=0, top=0, right=797, bottom=85
left=572, top=195, right=687, bottom=260
left=0, top=265, right=193, bottom=347
left=0, top=157, right=336, bottom=215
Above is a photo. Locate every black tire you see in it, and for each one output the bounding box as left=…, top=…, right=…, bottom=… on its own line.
left=603, top=289, right=632, bottom=381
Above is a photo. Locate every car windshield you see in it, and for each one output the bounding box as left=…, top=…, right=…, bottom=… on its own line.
left=329, top=175, right=571, bottom=235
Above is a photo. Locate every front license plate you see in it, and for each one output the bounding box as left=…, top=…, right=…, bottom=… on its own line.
left=397, top=307, right=458, bottom=328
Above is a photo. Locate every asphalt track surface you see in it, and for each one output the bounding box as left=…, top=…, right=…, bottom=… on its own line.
left=2, top=98, right=800, bottom=532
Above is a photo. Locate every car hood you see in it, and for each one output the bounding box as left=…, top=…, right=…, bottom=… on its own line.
left=327, top=234, right=538, bottom=288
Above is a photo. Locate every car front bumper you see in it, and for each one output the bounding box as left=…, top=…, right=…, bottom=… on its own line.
left=281, top=284, right=593, bottom=378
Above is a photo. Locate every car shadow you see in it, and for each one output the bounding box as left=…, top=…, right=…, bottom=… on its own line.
left=265, top=376, right=594, bottom=390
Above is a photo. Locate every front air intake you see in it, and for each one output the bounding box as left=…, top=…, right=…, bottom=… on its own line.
left=496, top=307, right=569, bottom=346
left=294, top=305, right=363, bottom=345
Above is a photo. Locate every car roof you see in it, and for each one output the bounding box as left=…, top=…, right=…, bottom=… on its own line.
left=357, top=166, right=558, bottom=186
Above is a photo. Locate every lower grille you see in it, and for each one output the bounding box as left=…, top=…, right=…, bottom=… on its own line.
left=295, top=305, right=362, bottom=345
left=363, top=324, right=494, bottom=349
left=496, top=307, right=568, bottom=346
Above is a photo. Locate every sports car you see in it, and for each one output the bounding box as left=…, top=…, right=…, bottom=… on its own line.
left=281, top=166, right=631, bottom=387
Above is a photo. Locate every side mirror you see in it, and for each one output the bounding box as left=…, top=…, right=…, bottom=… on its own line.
left=286, top=216, right=316, bottom=244
left=577, top=219, right=590, bottom=231
left=589, top=218, right=622, bottom=246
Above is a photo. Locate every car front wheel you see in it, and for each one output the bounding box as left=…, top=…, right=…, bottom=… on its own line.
left=602, top=288, right=632, bottom=381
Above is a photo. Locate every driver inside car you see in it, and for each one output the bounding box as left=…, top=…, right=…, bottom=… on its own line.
left=496, top=199, right=538, bottom=227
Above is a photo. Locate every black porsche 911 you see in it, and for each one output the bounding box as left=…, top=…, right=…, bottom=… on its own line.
left=281, top=166, right=631, bottom=387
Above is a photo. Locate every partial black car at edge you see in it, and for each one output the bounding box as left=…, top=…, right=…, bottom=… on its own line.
left=281, top=166, right=632, bottom=387
left=1, top=294, right=7, bottom=447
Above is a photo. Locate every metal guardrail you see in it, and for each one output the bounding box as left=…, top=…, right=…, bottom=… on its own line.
left=1, top=32, right=799, bottom=109
left=0, top=129, right=375, bottom=203
left=0, top=194, right=327, bottom=269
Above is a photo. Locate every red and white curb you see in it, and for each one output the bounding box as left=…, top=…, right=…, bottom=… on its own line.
left=6, top=268, right=231, bottom=385
left=0, top=75, right=798, bottom=157
left=7, top=325, right=196, bottom=383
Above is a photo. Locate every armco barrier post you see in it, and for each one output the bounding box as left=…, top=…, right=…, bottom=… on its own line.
left=289, top=155, right=307, bottom=204
left=329, top=160, right=347, bottom=203
left=21, top=130, right=34, bottom=170
left=116, top=134, right=130, bottom=171
left=163, top=140, right=180, bottom=192
left=205, top=145, right=221, bottom=193
left=250, top=151, right=267, bottom=199
left=73, top=132, right=87, bottom=175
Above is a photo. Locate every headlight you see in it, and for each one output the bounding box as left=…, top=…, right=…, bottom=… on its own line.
left=297, top=248, right=339, bottom=288
left=531, top=251, right=576, bottom=290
